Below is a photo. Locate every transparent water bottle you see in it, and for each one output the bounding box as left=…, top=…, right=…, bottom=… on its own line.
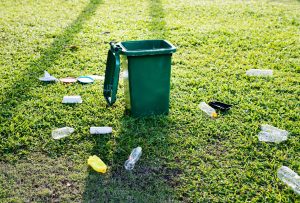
left=124, top=147, right=142, bottom=170
left=277, top=166, right=300, bottom=195
left=52, top=127, right=74, bottom=139
left=199, top=102, right=217, bottom=118
left=258, top=124, right=288, bottom=143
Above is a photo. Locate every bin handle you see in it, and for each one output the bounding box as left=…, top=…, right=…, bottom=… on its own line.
left=103, top=42, right=122, bottom=106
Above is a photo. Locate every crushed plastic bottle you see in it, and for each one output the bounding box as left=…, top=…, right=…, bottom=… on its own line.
left=90, top=127, right=112, bottom=134
left=246, top=69, right=273, bottom=76
left=258, top=124, right=288, bottom=143
left=52, top=127, right=74, bottom=139
left=198, top=102, right=217, bottom=118
left=62, top=96, right=82, bottom=104
left=124, top=147, right=142, bottom=171
left=277, top=166, right=300, bottom=195
left=88, top=155, right=107, bottom=173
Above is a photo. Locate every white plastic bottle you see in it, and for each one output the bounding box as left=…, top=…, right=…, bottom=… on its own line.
left=62, top=96, right=82, bottom=104
left=277, top=166, right=300, bottom=195
left=198, top=102, right=217, bottom=118
left=90, top=127, right=112, bottom=134
left=124, top=147, right=142, bottom=170
left=52, top=127, right=74, bottom=139
left=246, top=69, right=273, bottom=76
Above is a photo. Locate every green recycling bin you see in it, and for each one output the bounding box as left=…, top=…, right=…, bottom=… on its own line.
left=103, top=40, right=176, bottom=117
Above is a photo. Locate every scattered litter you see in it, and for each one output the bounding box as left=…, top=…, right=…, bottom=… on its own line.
left=120, top=70, right=128, bottom=79
left=52, top=127, right=74, bottom=139
left=90, top=127, right=112, bottom=134
left=88, top=155, right=107, bottom=173
left=39, top=71, right=57, bottom=82
left=277, top=166, right=300, bottom=195
left=199, top=102, right=217, bottom=118
left=101, top=31, right=110, bottom=35
left=77, top=76, right=94, bottom=84
left=124, top=147, right=142, bottom=171
left=258, top=124, right=288, bottom=143
left=60, top=77, right=77, bottom=83
left=87, top=75, right=105, bottom=80
left=246, top=69, right=273, bottom=76
left=68, top=45, right=79, bottom=51
left=62, top=96, right=82, bottom=104
left=208, top=101, right=232, bottom=111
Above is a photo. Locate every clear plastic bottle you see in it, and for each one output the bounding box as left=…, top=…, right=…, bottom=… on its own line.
left=198, top=102, right=217, bottom=118
left=124, top=147, right=142, bottom=170
left=52, top=127, right=74, bottom=139
left=258, top=124, right=288, bottom=143
left=277, top=166, right=300, bottom=195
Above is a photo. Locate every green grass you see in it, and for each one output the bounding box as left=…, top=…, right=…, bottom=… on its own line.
left=0, top=0, right=300, bottom=202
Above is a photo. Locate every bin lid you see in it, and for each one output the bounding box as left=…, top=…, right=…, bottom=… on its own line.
left=103, top=47, right=121, bottom=105
left=119, top=40, right=176, bottom=56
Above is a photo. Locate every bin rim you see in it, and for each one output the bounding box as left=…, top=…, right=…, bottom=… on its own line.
left=117, top=39, right=176, bottom=56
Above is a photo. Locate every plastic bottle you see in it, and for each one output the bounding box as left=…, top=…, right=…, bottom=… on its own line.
left=199, top=102, right=217, bottom=118
left=52, top=127, right=74, bottom=139
left=277, top=166, right=300, bottom=195
left=246, top=69, right=273, bottom=76
left=124, top=147, right=142, bottom=170
left=90, top=127, right=112, bottom=134
left=88, top=155, right=107, bottom=173
left=62, top=96, right=82, bottom=104
left=258, top=124, right=288, bottom=143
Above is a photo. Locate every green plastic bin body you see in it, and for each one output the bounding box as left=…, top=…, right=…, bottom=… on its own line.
left=104, top=40, right=176, bottom=117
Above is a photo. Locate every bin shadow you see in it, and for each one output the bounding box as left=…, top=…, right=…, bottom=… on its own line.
left=82, top=115, right=179, bottom=202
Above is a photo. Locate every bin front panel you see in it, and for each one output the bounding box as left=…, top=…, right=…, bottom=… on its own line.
left=127, top=54, right=172, bottom=117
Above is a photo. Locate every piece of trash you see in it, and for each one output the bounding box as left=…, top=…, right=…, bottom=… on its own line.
left=119, top=70, right=128, bottom=79
left=68, top=45, right=79, bottom=51
left=277, top=166, right=300, bottom=195
left=60, top=77, right=77, bottom=83
left=62, top=96, right=82, bottom=104
left=52, top=127, right=74, bottom=139
left=101, top=31, right=110, bottom=35
left=198, top=102, right=217, bottom=118
left=124, top=147, right=142, bottom=171
left=246, top=69, right=273, bottom=76
left=39, top=71, right=57, bottom=82
left=88, top=155, right=107, bottom=173
left=258, top=124, right=288, bottom=143
left=90, top=127, right=112, bottom=134
left=208, top=101, right=232, bottom=111
left=87, top=75, right=105, bottom=80
left=77, top=76, right=94, bottom=84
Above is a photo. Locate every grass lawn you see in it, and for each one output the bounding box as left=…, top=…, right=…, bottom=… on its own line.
left=0, top=0, right=300, bottom=202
